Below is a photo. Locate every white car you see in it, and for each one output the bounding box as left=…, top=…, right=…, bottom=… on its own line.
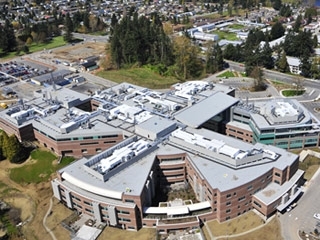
left=314, top=213, right=320, bottom=220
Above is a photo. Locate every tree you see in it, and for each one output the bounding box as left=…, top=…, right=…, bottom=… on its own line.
left=173, top=35, right=203, bottom=80
left=0, top=131, right=9, bottom=160
left=270, top=21, right=285, bottom=40
left=250, top=66, right=266, bottom=91
left=206, top=42, right=224, bottom=74
left=313, top=35, right=318, bottom=48
left=293, top=15, right=302, bottom=33
left=310, top=57, right=320, bottom=79
left=3, top=135, right=27, bottom=163
left=64, top=13, right=73, bottom=42
left=273, top=0, right=282, bottom=10
left=277, top=51, right=290, bottom=73
left=261, top=41, right=274, bottom=69
left=299, top=51, right=312, bottom=78
left=0, top=19, right=17, bottom=53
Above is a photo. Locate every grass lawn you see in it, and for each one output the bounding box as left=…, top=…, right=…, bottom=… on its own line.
left=217, top=71, right=235, bottom=78
left=97, top=67, right=179, bottom=89
left=282, top=89, right=305, bottom=97
left=1, top=36, right=66, bottom=60
left=28, top=36, right=66, bottom=53
left=9, top=149, right=74, bottom=184
left=98, top=226, right=156, bottom=240
left=229, top=217, right=282, bottom=240
left=228, top=24, right=245, bottom=30
left=204, top=211, right=264, bottom=237
left=299, top=155, right=320, bottom=181
left=214, top=30, right=238, bottom=41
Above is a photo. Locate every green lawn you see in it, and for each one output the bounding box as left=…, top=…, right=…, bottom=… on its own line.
left=1, top=36, right=66, bottom=60
left=299, top=155, right=320, bottom=181
left=214, top=30, right=238, bottom=41
left=282, top=89, right=305, bottom=97
left=28, top=36, right=66, bottom=53
left=228, top=24, right=245, bottom=30
left=217, top=71, right=236, bottom=78
left=9, top=149, right=74, bottom=184
left=97, top=67, right=179, bottom=89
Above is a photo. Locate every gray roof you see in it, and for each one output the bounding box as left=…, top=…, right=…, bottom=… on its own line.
left=170, top=128, right=299, bottom=192
left=135, top=115, right=176, bottom=139
left=174, top=92, right=239, bottom=128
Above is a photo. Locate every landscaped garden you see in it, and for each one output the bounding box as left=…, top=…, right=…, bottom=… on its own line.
left=281, top=89, right=305, bottom=97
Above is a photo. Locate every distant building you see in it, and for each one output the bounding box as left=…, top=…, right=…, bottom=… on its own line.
left=286, top=56, right=301, bottom=75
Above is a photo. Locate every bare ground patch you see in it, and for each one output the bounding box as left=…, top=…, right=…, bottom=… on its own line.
left=51, top=42, right=106, bottom=62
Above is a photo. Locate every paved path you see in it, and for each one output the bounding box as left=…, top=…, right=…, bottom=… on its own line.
left=42, top=195, right=57, bottom=240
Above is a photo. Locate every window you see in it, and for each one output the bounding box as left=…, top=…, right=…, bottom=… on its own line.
left=80, top=142, right=98, bottom=145
left=275, top=172, right=281, bottom=177
left=226, top=209, right=231, bottom=213
left=96, top=148, right=102, bottom=153
left=226, top=194, right=231, bottom=199
left=247, top=185, right=253, bottom=191
left=82, top=149, right=88, bottom=153
left=226, top=201, right=231, bottom=206
left=253, top=201, right=261, bottom=208
left=238, top=196, right=246, bottom=202
left=85, top=208, right=93, bottom=213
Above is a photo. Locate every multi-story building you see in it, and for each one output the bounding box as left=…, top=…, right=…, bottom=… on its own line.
left=41, top=81, right=302, bottom=233
left=0, top=87, right=124, bottom=157
left=0, top=80, right=307, bottom=233
left=52, top=127, right=303, bottom=233
left=226, top=98, right=320, bottom=149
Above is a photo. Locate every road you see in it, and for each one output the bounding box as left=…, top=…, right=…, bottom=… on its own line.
left=279, top=167, right=320, bottom=240
left=72, top=32, right=109, bottom=43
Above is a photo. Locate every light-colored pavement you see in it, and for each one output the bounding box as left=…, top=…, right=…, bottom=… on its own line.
left=279, top=166, right=320, bottom=240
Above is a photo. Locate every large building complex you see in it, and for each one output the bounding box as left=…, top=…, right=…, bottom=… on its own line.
left=0, top=80, right=304, bottom=233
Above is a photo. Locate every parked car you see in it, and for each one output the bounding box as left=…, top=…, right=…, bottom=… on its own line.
left=314, top=213, right=320, bottom=220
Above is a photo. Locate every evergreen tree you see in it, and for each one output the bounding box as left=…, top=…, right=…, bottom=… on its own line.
left=277, top=51, right=290, bottom=73
left=0, top=131, right=9, bottom=160
left=0, top=19, right=17, bottom=53
left=293, top=15, right=302, bottom=33
left=206, top=42, right=224, bottom=74
left=270, top=21, right=285, bottom=40
left=313, top=35, right=318, bottom=48
left=300, top=51, right=311, bottom=78
left=223, top=44, right=236, bottom=61
left=64, top=13, right=73, bottom=42
left=261, top=41, right=274, bottom=69
left=273, top=0, right=282, bottom=10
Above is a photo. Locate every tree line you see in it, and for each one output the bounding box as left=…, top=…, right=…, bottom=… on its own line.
left=108, top=12, right=225, bottom=80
